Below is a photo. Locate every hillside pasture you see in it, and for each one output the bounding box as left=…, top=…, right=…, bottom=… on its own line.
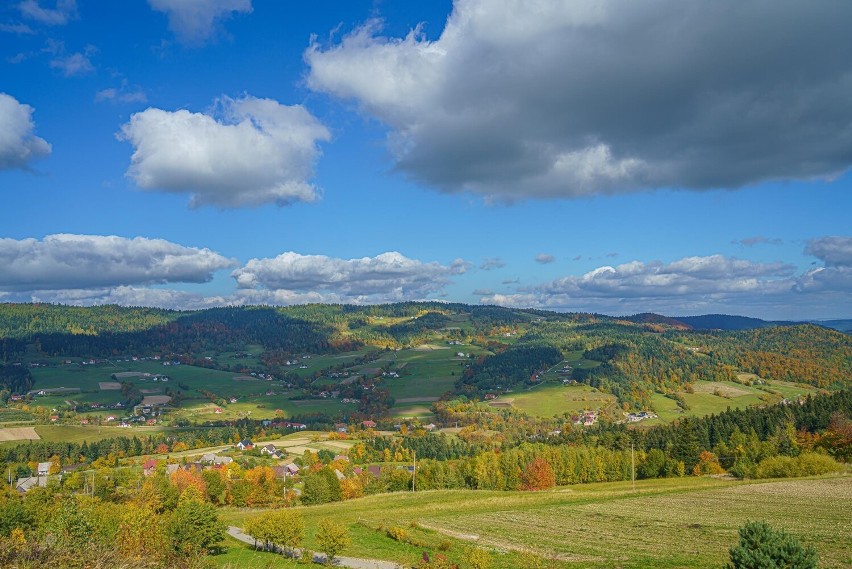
left=647, top=380, right=787, bottom=424
left=176, top=395, right=351, bottom=422
left=490, top=383, right=617, bottom=418
left=389, top=404, right=434, bottom=419
left=0, top=424, right=169, bottom=447
left=761, top=380, right=825, bottom=400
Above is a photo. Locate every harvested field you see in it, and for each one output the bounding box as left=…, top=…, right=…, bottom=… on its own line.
left=693, top=382, right=751, bottom=397
left=320, top=440, right=354, bottom=450
left=98, top=381, right=122, bottom=390
left=112, top=372, right=149, bottom=379
left=0, top=427, right=40, bottom=441
left=413, top=344, right=448, bottom=351
left=29, top=387, right=80, bottom=395
left=141, top=395, right=171, bottom=405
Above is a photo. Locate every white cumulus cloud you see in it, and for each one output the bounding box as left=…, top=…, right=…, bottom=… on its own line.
left=149, top=0, right=251, bottom=45
left=119, top=95, right=330, bottom=208
left=233, top=251, right=470, bottom=303
left=481, top=254, right=798, bottom=314
left=0, top=234, right=235, bottom=291
left=306, top=0, right=852, bottom=200
left=0, top=93, right=51, bottom=171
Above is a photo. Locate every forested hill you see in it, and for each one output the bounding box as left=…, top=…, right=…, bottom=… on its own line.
left=1, top=303, right=849, bottom=408
left=624, top=313, right=804, bottom=331
left=672, top=314, right=796, bottom=330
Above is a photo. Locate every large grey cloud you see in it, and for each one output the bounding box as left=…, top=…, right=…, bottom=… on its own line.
left=119, top=95, right=330, bottom=208
left=805, top=236, right=852, bottom=268
left=148, top=0, right=251, bottom=45
left=306, top=0, right=852, bottom=200
left=795, top=236, right=852, bottom=296
left=0, top=234, right=235, bottom=291
left=0, top=93, right=51, bottom=171
left=233, top=251, right=470, bottom=303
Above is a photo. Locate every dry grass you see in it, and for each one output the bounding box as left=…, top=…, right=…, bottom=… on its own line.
left=0, top=427, right=41, bottom=441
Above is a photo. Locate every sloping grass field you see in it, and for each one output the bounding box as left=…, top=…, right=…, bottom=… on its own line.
left=491, top=383, right=617, bottom=418
left=218, top=475, right=851, bottom=569
left=647, top=380, right=823, bottom=424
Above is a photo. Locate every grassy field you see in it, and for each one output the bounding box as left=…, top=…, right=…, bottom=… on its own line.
left=646, top=380, right=823, bottom=424
left=29, top=359, right=355, bottom=421
left=490, top=383, right=617, bottom=418
left=389, top=404, right=435, bottom=419
left=217, top=475, right=851, bottom=569
left=0, top=424, right=172, bottom=447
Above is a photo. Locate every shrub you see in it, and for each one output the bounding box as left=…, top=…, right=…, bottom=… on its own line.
left=386, top=526, right=408, bottom=542
left=754, top=452, right=840, bottom=479
left=727, top=521, right=817, bottom=569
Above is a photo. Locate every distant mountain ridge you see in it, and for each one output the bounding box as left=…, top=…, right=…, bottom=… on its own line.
left=626, top=313, right=851, bottom=333
left=672, top=314, right=796, bottom=330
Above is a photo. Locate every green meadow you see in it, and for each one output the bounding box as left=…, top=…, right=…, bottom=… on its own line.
left=216, top=475, right=851, bottom=569
left=490, top=383, right=617, bottom=418
left=646, top=379, right=824, bottom=425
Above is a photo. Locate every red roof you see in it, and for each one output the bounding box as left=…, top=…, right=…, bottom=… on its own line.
left=143, top=459, right=157, bottom=469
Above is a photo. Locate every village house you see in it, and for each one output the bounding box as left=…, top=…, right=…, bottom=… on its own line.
left=236, top=439, right=254, bottom=451
left=15, top=476, right=45, bottom=494
left=361, top=420, right=377, bottom=429
left=283, top=463, right=300, bottom=477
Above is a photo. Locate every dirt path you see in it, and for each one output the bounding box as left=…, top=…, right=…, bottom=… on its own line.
left=227, top=526, right=402, bottom=569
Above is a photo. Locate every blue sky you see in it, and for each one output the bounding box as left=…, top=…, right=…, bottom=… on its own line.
left=1, top=0, right=850, bottom=319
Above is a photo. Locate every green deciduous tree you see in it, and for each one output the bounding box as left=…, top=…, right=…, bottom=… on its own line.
left=244, top=508, right=304, bottom=555
left=166, top=490, right=225, bottom=555
left=315, top=517, right=350, bottom=564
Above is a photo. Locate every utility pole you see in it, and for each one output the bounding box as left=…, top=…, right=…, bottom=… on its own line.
left=631, top=443, right=636, bottom=492
left=412, top=450, right=416, bottom=492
